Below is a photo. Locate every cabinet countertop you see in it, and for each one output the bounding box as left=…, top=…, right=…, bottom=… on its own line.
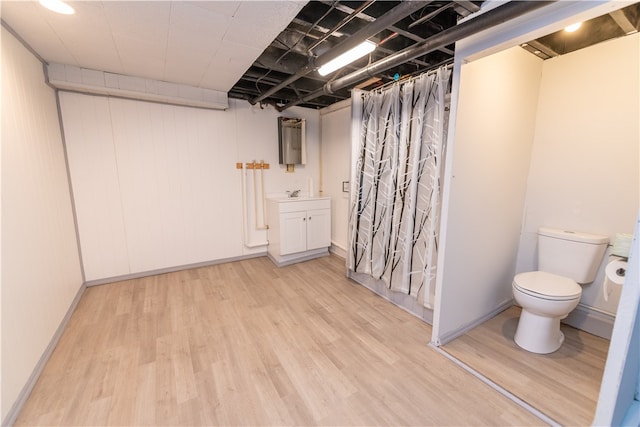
left=267, top=196, right=330, bottom=203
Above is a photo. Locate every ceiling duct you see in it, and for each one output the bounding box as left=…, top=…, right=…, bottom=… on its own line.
left=47, top=63, right=229, bottom=110
left=280, top=0, right=554, bottom=111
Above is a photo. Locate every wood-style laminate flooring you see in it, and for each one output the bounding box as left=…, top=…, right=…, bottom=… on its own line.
left=16, top=255, right=545, bottom=426
left=442, top=306, right=610, bottom=426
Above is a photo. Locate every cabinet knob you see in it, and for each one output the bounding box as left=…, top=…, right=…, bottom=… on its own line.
left=303, top=217, right=306, bottom=221
left=308, top=217, right=312, bottom=220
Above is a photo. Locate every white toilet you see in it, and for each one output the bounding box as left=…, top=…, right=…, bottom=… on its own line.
left=512, top=227, right=609, bottom=354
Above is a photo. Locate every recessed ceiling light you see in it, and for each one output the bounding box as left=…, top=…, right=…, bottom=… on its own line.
left=564, top=22, right=582, bottom=33
left=39, top=0, right=75, bottom=15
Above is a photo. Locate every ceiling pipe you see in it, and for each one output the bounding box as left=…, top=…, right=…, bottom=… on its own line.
left=408, top=3, right=454, bottom=29
left=249, top=0, right=433, bottom=105
left=279, top=0, right=553, bottom=111
left=319, top=0, right=454, bottom=57
left=307, top=0, right=376, bottom=53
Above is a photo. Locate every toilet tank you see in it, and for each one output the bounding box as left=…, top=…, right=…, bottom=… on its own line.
left=538, top=227, right=609, bottom=284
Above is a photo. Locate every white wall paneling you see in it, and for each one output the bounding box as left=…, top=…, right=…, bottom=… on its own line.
left=1, top=27, right=83, bottom=422
left=61, top=93, right=244, bottom=280
left=60, top=95, right=321, bottom=282
left=110, top=97, right=242, bottom=271
left=59, top=93, right=130, bottom=280
left=320, top=99, right=351, bottom=256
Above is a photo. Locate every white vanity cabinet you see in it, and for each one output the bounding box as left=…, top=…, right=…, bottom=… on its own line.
left=267, top=197, right=331, bottom=266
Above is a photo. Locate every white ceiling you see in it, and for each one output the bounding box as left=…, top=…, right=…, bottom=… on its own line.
left=1, top=0, right=306, bottom=92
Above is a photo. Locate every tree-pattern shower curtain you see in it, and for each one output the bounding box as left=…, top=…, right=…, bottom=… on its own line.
left=347, top=67, right=451, bottom=309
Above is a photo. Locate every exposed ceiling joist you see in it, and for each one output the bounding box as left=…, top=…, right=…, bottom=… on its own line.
left=609, top=8, right=638, bottom=34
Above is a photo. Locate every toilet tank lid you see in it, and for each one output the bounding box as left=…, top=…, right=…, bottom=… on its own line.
left=514, top=271, right=582, bottom=298
left=538, top=227, right=609, bottom=244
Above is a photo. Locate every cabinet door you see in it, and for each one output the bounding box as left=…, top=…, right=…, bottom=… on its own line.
left=306, top=208, right=331, bottom=250
left=280, top=211, right=308, bottom=255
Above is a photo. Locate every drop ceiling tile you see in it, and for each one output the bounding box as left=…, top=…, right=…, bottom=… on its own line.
left=119, top=55, right=166, bottom=82
left=223, top=1, right=305, bottom=47
left=200, top=68, right=245, bottom=92
left=103, top=1, right=171, bottom=40
left=113, top=33, right=167, bottom=62
left=169, top=2, right=231, bottom=40
left=216, top=40, right=263, bottom=64
left=51, top=10, right=122, bottom=73
left=185, top=1, right=241, bottom=18
left=200, top=50, right=254, bottom=90
left=1, top=0, right=307, bottom=97
left=1, top=1, right=78, bottom=65
left=167, top=26, right=222, bottom=57
left=164, top=59, right=206, bottom=88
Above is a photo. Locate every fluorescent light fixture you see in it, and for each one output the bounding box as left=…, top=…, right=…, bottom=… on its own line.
left=564, top=22, right=582, bottom=32
left=39, top=0, right=75, bottom=15
left=318, top=40, right=376, bottom=76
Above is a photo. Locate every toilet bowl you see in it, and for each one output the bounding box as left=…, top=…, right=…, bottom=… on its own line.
left=512, top=271, right=581, bottom=354
left=512, top=227, right=608, bottom=354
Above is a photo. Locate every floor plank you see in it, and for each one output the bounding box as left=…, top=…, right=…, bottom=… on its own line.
left=442, top=305, right=609, bottom=426
left=16, top=255, right=545, bottom=426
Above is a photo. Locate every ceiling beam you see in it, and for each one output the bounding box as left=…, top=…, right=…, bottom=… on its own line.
left=281, top=0, right=552, bottom=110
left=525, top=39, right=559, bottom=58
left=609, top=8, right=638, bottom=35
left=250, top=0, right=433, bottom=105
left=319, top=0, right=454, bottom=54
left=454, top=1, right=481, bottom=14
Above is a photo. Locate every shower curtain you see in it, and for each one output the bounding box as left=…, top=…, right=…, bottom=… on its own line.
left=347, top=67, right=451, bottom=309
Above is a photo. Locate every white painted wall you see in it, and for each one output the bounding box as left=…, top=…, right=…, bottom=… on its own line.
left=518, top=33, right=640, bottom=320
left=60, top=93, right=320, bottom=282
left=433, top=47, right=543, bottom=343
left=1, top=27, right=83, bottom=421
left=320, top=100, right=351, bottom=257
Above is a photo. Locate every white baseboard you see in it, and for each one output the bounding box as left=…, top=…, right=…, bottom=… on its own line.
left=329, top=243, right=347, bottom=259
left=84, top=252, right=266, bottom=287
left=266, top=248, right=329, bottom=267
left=563, top=303, right=615, bottom=340
left=432, top=300, right=514, bottom=347
left=2, top=282, right=86, bottom=426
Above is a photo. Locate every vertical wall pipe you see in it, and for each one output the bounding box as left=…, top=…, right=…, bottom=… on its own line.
left=240, top=164, right=268, bottom=248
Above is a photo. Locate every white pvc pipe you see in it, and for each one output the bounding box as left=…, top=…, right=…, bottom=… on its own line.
left=252, top=163, right=268, bottom=230
left=240, top=164, right=268, bottom=248
left=261, top=167, right=268, bottom=227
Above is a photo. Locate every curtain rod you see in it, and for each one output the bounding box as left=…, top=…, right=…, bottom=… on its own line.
left=363, top=60, right=454, bottom=94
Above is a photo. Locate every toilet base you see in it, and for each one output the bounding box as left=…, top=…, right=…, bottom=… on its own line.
left=514, top=309, right=565, bottom=354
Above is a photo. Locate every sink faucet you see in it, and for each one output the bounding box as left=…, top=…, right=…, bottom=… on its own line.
left=286, top=189, right=301, bottom=198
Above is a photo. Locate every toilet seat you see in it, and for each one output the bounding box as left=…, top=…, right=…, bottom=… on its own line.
left=513, top=271, right=581, bottom=301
